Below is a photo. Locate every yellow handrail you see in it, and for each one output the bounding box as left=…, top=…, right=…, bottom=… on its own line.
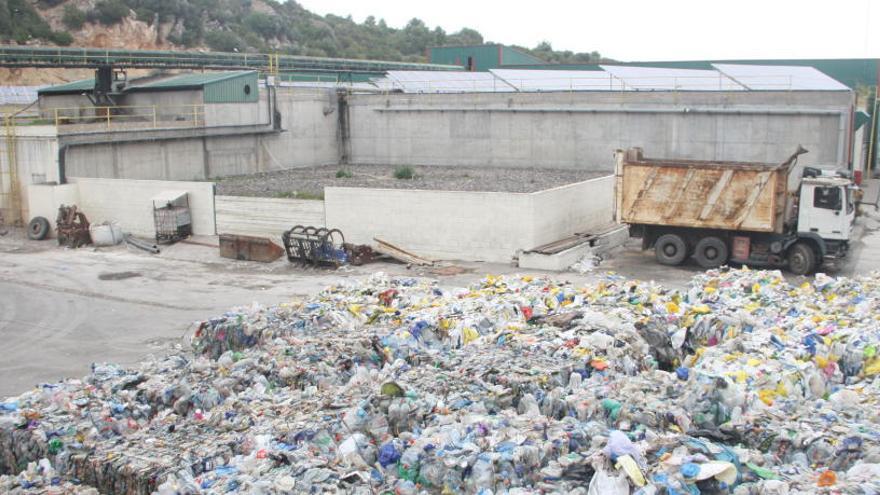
left=49, top=104, right=205, bottom=129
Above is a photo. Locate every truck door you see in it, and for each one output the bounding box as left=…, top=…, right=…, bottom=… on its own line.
left=798, top=184, right=849, bottom=240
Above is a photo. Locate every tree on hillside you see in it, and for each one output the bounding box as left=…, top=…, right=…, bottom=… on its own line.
left=62, top=5, right=86, bottom=30
left=91, top=0, right=130, bottom=25
left=9, top=0, right=607, bottom=65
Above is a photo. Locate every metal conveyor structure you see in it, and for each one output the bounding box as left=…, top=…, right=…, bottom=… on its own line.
left=0, top=45, right=462, bottom=74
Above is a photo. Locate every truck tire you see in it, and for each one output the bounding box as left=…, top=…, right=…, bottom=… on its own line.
left=655, top=234, right=687, bottom=266
left=788, top=242, right=816, bottom=276
left=27, top=217, right=50, bottom=240
left=693, top=236, right=728, bottom=269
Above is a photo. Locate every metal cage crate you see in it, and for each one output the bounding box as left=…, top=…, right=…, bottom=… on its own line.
left=152, top=191, right=192, bottom=244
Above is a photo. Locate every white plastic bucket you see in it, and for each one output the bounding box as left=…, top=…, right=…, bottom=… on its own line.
left=90, top=222, right=124, bottom=246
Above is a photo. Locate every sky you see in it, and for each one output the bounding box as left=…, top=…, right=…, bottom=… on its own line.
left=299, top=0, right=879, bottom=61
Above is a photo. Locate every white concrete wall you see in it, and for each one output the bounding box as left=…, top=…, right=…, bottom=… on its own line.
left=204, top=100, right=267, bottom=128
left=0, top=125, right=58, bottom=223
left=69, top=178, right=216, bottom=237
left=530, top=176, right=615, bottom=247
left=123, top=90, right=203, bottom=123
left=215, top=195, right=325, bottom=243
left=25, top=183, right=79, bottom=237
left=324, top=177, right=614, bottom=263
left=347, top=90, right=853, bottom=171
left=325, top=187, right=531, bottom=262
left=259, top=88, right=340, bottom=168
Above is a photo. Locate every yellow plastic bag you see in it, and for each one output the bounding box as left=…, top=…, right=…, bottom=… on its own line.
left=461, top=327, right=480, bottom=345
left=615, top=454, right=646, bottom=487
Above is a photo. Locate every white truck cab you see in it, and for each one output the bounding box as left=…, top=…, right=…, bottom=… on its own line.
left=797, top=177, right=855, bottom=243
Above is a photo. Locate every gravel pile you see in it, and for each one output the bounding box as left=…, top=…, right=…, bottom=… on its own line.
left=215, top=164, right=606, bottom=198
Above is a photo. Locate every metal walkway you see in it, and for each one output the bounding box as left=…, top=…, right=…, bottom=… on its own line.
left=0, top=46, right=461, bottom=74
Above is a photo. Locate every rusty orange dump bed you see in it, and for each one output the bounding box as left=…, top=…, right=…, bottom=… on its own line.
left=614, top=148, right=799, bottom=234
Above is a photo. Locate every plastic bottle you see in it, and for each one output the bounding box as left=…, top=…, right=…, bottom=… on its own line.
left=468, top=456, right=495, bottom=493
left=398, top=447, right=420, bottom=482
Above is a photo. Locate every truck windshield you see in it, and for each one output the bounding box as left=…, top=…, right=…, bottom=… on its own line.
left=847, top=187, right=854, bottom=214
left=813, top=186, right=842, bottom=210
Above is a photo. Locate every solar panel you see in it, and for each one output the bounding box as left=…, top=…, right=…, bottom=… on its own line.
left=0, top=86, right=41, bottom=105
left=491, top=69, right=625, bottom=91
left=278, top=81, right=381, bottom=91
left=712, top=64, right=850, bottom=91
left=599, top=65, right=745, bottom=91
left=384, top=71, right=514, bottom=93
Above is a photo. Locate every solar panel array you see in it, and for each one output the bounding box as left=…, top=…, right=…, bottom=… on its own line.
left=712, top=64, right=850, bottom=91
left=0, top=86, right=42, bottom=105
left=384, top=71, right=515, bottom=93
left=600, top=65, right=746, bottom=91
left=370, top=64, right=850, bottom=94
left=491, top=69, right=625, bottom=92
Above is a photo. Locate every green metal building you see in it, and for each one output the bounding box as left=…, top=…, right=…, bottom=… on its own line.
left=39, top=71, right=260, bottom=103
left=429, top=44, right=546, bottom=71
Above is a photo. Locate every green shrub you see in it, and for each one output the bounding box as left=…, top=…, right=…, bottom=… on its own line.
left=335, top=169, right=352, bottom=178
left=134, top=7, right=155, bottom=24
left=393, top=166, right=415, bottom=180
left=204, top=30, right=244, bottom=52
left=62, top=5, right=86, bottom=30
left=243, top=12, right=281, bottom=38
left=48, top=30, right=73, bottom=45
left=91, top=0, right=129, bottom=25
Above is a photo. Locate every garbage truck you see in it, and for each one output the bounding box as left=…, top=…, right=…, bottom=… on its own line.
left=614, top=147, right=855, bottom=275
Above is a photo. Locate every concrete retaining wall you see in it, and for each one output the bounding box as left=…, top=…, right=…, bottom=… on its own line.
left=215, top=195, right=325, bottom=242
left=259, top=88, right=340, bottom=168
left=70, top=178, right=216, bottom=237
left=346, top=91, right=852, bottom=171
left=63, top=88, right=340, bottom=181
left=531, top=177, right=614, bottom=245
left=324, top=176, right=615, bottom=263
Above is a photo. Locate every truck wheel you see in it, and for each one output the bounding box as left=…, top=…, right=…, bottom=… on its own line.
left=788, top=242, right=816, bottom=276
left=694, top=236, right=728, bottom=269
left=655, top=234, right=687, bottom=266
left=27, top=217, right=50, bottom=240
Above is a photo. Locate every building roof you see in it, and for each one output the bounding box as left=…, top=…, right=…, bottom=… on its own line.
left=600, top=65, right=746, bottom=91
left=380, top=63, right=852, bottom=94
left=491, top=69, right=625, bottom=91
left=38, top=79, right=95, bottom=95
left=39, top=71, right=257, bottom=95
left=712, top=64, right=849, bottom=91
left=383, top=70, right=515, bottom=93
left=131, top=71, right=254, bottom=90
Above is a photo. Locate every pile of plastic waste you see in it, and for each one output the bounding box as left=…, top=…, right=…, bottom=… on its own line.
left=3, top=268, right=880, bottom=494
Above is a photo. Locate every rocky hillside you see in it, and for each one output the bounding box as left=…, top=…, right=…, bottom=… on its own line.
left=0, top=0, right=606, bottom=84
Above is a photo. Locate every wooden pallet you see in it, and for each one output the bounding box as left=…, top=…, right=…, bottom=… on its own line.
left=373, top=237, right=435, bottom=266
